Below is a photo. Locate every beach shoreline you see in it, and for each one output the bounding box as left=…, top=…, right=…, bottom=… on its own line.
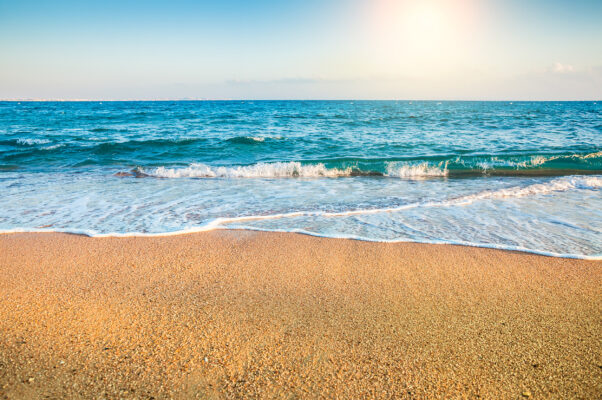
left=1, top=231, right=600, bottom=398
left=1, top=227, right=599, bottom=261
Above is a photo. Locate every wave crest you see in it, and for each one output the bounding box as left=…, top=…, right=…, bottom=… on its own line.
left=386, top=162, right=448, bottom=178
left=119, top=151, right=602, bottom=180
left=138, top=162, right=352, bottom=178
left=16, top=138, right=51, bottom=145
left=224, top=135, right=283, bottom=144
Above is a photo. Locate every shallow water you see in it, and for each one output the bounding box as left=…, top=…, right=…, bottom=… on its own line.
left=1, top=101, right=600, bottom=258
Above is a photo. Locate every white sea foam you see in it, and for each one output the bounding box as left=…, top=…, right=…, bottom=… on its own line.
left=17, top=138, right=51, bottom=145
left=449, top=176, right=602, bottom=205
left=244, top=135, right=284, bottom=142
left=2, top=176, right=600, bottom=259
left=41, top=144, right=64, bottom=150
left=142, top=162, right=352, bottom=178
left=476, top=156, right=544, bottom=170
left=471, top=151, right=602, bottom=171
left=204, top=176, right=602, bottom=222
left=140, top=161, right=448, bottom=179
left=91, top=175, right=602, bottom=230
left=132, top=150, right=602, bottom=180
left=248, top=136, right=265, bottom=142
left=385, top=162, right=448, bottom=178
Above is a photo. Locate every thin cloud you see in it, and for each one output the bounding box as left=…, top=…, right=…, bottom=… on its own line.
left=224, top=77, right=358, bottom=85
left=552, top=62, right=576, bottom=74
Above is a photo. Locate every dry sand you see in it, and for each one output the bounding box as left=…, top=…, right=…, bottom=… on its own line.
left=0, top=231, right=600, bottom=399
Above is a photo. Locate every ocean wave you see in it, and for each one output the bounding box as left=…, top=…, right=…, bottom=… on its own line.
left=135, top=162, right=352, bottom=178
left=4, top=140, right=600, bottom=177
left=204, top=176, right=602, bottom=222
left=386, top=162, right=448, bottom=178
left=225, top=135, right=283, bottom=144
left=472, top=151, right=602, bottom=171
left=4, top=175, right=600, bottom=259
left=16, top=138, right=51, bottom=145
left=122, top=151, right=602, bottom=180
left=110, top=175, right=602, bottom=227
left=40, top=144, right=64, bottom=150
left=225, top=136, right=265, bottom=144
left=445, top=175, right=602, bottom=204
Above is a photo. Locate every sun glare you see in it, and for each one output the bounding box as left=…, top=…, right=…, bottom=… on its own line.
left=365, top=0, right=476, bottom=75
left=407, top=2, right=445, bottom=38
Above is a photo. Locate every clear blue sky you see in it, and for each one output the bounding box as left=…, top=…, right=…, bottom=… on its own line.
left=1, top=0, right=601, bottom=100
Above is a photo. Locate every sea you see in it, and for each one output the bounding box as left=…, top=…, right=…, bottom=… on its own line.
left=1, top=100, right=600, bottom=259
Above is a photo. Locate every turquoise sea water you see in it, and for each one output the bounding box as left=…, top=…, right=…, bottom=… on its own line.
left=1, top=101, right=600, bottom=258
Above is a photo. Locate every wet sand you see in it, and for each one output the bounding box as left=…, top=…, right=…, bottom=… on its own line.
left=0, top=231, right=600, bottom=399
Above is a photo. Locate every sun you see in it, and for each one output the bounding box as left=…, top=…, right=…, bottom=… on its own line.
left=371, top=0, right=452, bottom=47
left=406, top=2, right=446, bottom=39
left=364, top=0, right=476, bottom=74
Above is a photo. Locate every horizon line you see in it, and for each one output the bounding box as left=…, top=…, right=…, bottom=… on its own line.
left=1, top=98, right=600, bottom=102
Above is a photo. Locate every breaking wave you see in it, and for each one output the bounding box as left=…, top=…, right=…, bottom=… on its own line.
left=125, top=151, right=602, bottom=179
left=386, top=162, right=448, bottom=178
left=135, top=162, right=353, bottom=178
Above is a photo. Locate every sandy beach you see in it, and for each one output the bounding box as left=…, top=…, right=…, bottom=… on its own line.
left=0, top=231, right=600, bottom=399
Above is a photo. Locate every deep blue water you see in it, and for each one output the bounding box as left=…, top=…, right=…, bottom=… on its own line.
left=1, top=101, right=600, bottom=258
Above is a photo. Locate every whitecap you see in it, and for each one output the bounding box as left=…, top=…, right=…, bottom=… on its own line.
left=385, top=162, right=448, bottom=179
left=139, top=162, right=352, bottom=178
left=17, top=138, right=51, bottom=145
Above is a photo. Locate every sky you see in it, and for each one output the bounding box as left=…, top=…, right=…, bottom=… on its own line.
left=1, top=0, right=601, bottom=100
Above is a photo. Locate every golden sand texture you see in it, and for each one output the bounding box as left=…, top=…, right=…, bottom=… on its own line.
left=0, top=231, right=600, bottom=399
